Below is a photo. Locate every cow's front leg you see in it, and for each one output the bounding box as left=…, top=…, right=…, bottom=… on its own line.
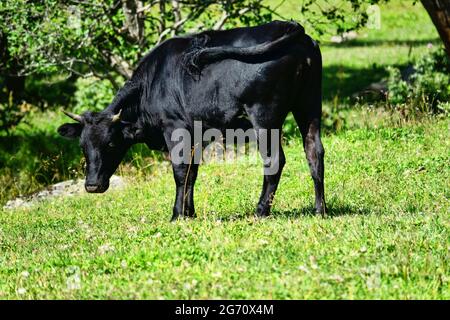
left=171, top=163, right=199, bottom=221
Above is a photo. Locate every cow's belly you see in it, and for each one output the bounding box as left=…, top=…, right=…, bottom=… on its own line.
left=185, top=55, right=298, bottom=129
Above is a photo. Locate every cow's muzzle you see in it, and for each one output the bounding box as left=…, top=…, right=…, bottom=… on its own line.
left=85, top=183, right=108, bottom=193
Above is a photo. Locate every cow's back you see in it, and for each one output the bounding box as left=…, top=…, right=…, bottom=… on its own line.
left=195, top=20, right=300, bottom=48
left=137, top=21, right=313, bottom=131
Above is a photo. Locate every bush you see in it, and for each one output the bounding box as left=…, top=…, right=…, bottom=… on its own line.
left=0, top=112, right=84, bottom=205
left=387, top=47, right=450, bottom=114
left=24, top=74, right=77, bottom=110
left=321, top=103, right=348, bottom=133
left=73, top=77, right=117, bottom=113
left=0, top=74, right=78, bottom=133
left=282, top=102, right=349, bottom=141
left=0, top=89, right=35, bottom=133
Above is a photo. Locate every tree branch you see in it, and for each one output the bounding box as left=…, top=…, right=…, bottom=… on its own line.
left=213, top=8, right=250, bottom=30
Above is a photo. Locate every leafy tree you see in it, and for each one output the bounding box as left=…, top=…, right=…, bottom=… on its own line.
left=0, top=0, right=273, bottom=88
left=0, top=0, right=390, bottom=131
left=296, top=0, right=386, bottom=38
left=1, top=0, right=390, bottom=86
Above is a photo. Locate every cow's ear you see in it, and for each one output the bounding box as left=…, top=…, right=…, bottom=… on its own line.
left=58, top=123, right=82, bottom=139
left=121, top=122, right=142, bottom=141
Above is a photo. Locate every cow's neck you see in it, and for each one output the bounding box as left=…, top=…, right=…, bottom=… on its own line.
left=105, top=80, right=162, bottom=146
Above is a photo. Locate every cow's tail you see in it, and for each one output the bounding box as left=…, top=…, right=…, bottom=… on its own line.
left=183, top=21, right=305, bottom=77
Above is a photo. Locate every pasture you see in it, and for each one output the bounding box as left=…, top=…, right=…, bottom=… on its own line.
left=0, top=0, right=449, bottom=299
left=1, top=117, right=449, bottom=299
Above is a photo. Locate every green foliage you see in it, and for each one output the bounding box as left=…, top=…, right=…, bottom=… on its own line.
left=73, top=77, right=117, bottom=113
left=0, top=74, right=76, bottom=132
left=0, top=90, right=32, bottom=132
left=387, top=47, right=450, bottom=114
left=386, top=67, right=409, bottom=104
left=294, top=0, right=387, bottom=39
left=0, top=0, right=273, bottom=81
left=282, top=103, right=349, bottom=141
left=321, top=103, right=349, bottom=132
left=24, top=75, right=77, bottom=110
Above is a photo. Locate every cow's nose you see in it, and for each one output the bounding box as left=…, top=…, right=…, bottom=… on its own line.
left=85, top=184, right=99, bottom=193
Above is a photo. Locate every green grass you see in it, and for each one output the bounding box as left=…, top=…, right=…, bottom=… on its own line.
left=1, top=117, right=448, bottom=299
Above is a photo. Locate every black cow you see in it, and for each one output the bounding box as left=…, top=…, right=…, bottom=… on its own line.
left=58, top=20, right=326, bottom=220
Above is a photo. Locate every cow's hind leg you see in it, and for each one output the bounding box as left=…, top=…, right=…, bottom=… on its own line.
left=245, top=106, right=286, bottom=217
left=294, top=115, right=327, bottom=215
left=293, top=38, right=326, bottom=215
left=256, top=139, right=285, bottom=217
left=304, top=118, right=326, bottom=215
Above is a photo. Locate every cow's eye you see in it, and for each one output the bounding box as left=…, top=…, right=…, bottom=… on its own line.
left=108, top=142, right=115, bottom=148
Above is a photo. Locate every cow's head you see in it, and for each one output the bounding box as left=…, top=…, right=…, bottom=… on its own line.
left=57, top=110, right=136, bottom=193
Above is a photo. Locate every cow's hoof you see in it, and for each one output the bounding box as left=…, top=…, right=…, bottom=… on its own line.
left=255, top=206, right=270, bottom=218
left=170, top=214, right=196, bottom=222
left=315, top=207, right=327, bottom=217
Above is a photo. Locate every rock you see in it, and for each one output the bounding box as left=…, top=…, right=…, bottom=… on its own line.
left=3, top=198, right=32, bottom=210
left=110, top=175, right=126, bottom=189
left=3, top=175, right=127, bottom=210
left=330, top=31, right=358, bottom=44
left=352, top=80, right=388, bottom=101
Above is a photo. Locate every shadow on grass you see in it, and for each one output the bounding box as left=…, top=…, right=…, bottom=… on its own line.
left=322, top=64, right=389, bottom=101
left=273, top=203, right=373, bottom=219
left=0, top=132, right=82, bottom=181
left=321, top=38, right=444, bottom=101
left=213, top=203, right=374, bottom=222
left=323, top=38, right=440, bottom=48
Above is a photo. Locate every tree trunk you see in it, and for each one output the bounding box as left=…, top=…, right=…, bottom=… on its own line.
left=421, top=0, right=450, bottom=56
left=121, top=0, right=144, bottom=44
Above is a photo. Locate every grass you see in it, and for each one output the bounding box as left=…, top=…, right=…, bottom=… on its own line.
left=319, top=0, right=440, bottom=101
left=0, top=0, right=449, bottom=299
left=1, top=116, right=448, bottom=299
